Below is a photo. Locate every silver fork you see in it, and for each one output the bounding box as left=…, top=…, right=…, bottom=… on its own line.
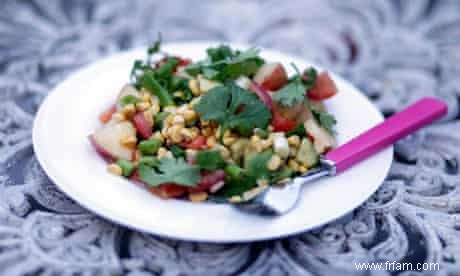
left=234, top=98, right=447, bottom=216
left=234, top=158, right=335, bottom=215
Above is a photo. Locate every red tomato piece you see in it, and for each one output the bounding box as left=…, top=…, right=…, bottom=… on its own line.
left=98, top=104, right=116, bottom=123
left=188, top=170, right=226, bottom=193
left=182, top=135, right=207, bottom=150
left=272, top=111, right=296, bottom=132
left=149, top=184, right=187, bottom=199
left=130, top=171, right=186, bottom=199
left=156, top=56, right=192, bottom=72
left=307, top=72, right=337, bottom=100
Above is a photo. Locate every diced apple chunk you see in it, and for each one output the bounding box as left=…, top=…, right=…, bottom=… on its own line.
left=303, top=118, right=336, bottom=154
left=90, top=121, right=136, bottom=161
left=253, top=62, right=287, bottom=91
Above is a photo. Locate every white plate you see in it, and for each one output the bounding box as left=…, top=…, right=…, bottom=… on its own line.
left=33, top=42, right=392, bottom=243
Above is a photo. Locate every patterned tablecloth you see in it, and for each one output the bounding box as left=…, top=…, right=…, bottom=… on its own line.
left=1, top=0, right=460, bottom=275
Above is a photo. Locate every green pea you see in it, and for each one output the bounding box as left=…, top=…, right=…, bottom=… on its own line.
left=116, top=159, right=135, bottom=177
left=138, top=139, right=162, bottom=155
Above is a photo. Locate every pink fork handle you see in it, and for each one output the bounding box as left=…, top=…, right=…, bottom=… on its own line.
left=325, top=97, right=447, bottom=174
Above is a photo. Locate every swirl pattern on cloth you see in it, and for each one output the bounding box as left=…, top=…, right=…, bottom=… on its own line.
left=1, top=0, right=460, bottom=275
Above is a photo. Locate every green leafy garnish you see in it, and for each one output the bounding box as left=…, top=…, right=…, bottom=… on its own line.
left=170, top=145, right=185, bottom=158
left=138, top=158, right=200, bottom=187
left=273, top=65, right=317, bottom=107
left=148, top=36, right=162, bottom=54
left=138, top=156, right=160, bottom=168
left=273, top=77, right=306, bottom=107
left=311, top=108, right=337, bottom=134
left=194, top=83, right=272, bottom=136
left=139, top=71, right=174, bottom=107
left=286, top=123, right=306, bottom=137
left=185, top=45, right=264, bottom=82
left=119, top=95, right=140, bottom=107
left=245, top=150, right=273, bottom=180
left=218, top=177, right=256, bottom=197
left=195, top=150, right=226, bottom=171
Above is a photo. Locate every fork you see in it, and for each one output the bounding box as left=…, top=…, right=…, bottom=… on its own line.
left=235, top=97, right=448, bottom=216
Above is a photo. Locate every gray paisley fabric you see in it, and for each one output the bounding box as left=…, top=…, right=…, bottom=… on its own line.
left=1, top=0, right=460, bottom=275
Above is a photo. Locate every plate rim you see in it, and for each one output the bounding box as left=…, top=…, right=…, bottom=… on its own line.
left=32, top=41, right=393, bottom=243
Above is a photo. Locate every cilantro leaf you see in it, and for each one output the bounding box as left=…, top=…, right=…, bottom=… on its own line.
left=138, top=158, right=200, bottom=187
left=218, top=177, right=256, bottom=197
left=194, top=83, right=272, bottom=136
left=273, top=65, right=319, bottom=107
left=311, top=108, right=337, bottom=134
left=185, top=45, right=264, bottom=82
left=273, top=77, right=307, bottom=107
left=195, top=150, right=226, bottom=171
left=245, top=150, right=273, bottom=179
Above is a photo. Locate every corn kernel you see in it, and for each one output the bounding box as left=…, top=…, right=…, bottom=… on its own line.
left=185, top=149, right=197, bottom=161
left=164, top=106, right=177, bottom=113
left=277, top=178, right=291, bottom=184
left=180, top=128, right=193, bottom=141
left=112, top=112, right=126, bottom=122
left=136, top=101, right=150, bottom=112
left=150, top=103, right=160, bottom=115
left=172, top=115, right=185, bottom=125
left=202, top=127, right=214, bottom=137
left=288, top=159, right=299, bottom=171
left=173, top=91, right=185, bottom=98
left=157, top=147, right=173, bottom=159
left=189, top=79, right=200, bottom=96
left=189, top=96, right=201, bottom=107
left=189, top=127, right=200, bottom=139
left=289, top=147, right=298, bottom=157
left=267, top=154, right=282, bottom=171
left=219, top=146, right=231, bottom=159
left=151, top=131, right=164, bottom=143
left=243, top=186, right=267, bottom=201
left=206, top=136, right=217, bottom=148
left=122, top=103, right=136, bottom=117
left=120, top=134, right=137, bottom=149
left=168, top=125, right=184, bottom=143
left=260, top=139, right=272, bottom=150
left=141, top=91, right=151, bottom=103
left=287, top=135, right=301, bottom=147
left=143, top=109, right=154, bottom=127
left=183, top=110, right=197, bottom=121
left=256, top=178, right=269, bottom=186
left=189, top=191, right=208, bottom=202
left=107, top=163, right=122, bottom=176
left=299, top=165, right=308, bottom=174
left=133, top=150, right=142, bottom=162
left=228, top=195, right=242, bottom=203
left=250, top=135, right=261, bottom=147
left=223, top=129, right=232, bottom=138
left=223, top=136, right=237, bottom=146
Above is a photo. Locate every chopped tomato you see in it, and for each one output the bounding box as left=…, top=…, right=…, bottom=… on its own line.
left=149, top=184, right=187, bottom=199
left=131, top=171, right=186, bottom=199
left=98, top=105, right=116, bottom=123
left=177, top=57, right=192, bottom=67
left=188, top=170, right=225, bottom=193
left=182, top=135, right=207, bottom=150
left=307, top=72, right=337, bottom=100
left=272, top=111, right=296, bottom=132
left=156, top=56, right=192, bottom=72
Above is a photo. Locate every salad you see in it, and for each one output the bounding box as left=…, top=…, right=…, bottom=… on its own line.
left=90, top=38, right=338, bottom=203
